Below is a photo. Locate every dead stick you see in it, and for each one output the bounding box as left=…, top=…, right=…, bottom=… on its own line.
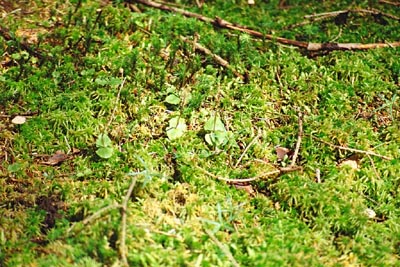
left=312, top=136, right=393, bottom=160
left=379, top=0, right=400, bottom=6
left=134, top=0, right=400, bottom=52
left=120, top=175, right=137, bottom=266
left=234, top=132, right=260, bottom=168
left=291, top=112, right=303, bottom=167
left=180, top=36, right=244, bottom=80
left=66, top=203, right=122, bottom=234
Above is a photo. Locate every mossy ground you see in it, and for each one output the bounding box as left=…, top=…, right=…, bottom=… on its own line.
left=0, top=0, right=399, bottom=266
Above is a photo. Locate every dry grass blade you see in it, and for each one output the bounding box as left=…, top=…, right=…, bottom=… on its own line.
left=291, top=112, right=303, bottom=167
left=204, top=229, right=240, bottom=267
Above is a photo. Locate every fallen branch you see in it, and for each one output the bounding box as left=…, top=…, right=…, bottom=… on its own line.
left=312, top=136, right=394, bottom=160
left=180, top=36, right=244, bottom=80
left=133, top=0, right=400, bottom=52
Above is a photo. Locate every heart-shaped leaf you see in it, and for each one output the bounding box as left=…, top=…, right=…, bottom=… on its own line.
left=96, top=133, right=112, bottom=148
left=96, top=147, right=114, bottom=159
left=204, top=115, right=226, bottom=132
left=165, top=94, right=180, bottom=105
left=166, top=117, right=187, bottom=140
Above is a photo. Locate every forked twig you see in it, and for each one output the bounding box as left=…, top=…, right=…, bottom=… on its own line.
left=180, top=36, right=244, bottom=80
left=291, top=112, right=303, bottom=167
left=312, top=136, right=393, bottom=160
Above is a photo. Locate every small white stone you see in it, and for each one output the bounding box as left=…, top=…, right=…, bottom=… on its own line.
left=11, top=116, right=26, bottom=124
left=364, top=208, right=376, bottom=219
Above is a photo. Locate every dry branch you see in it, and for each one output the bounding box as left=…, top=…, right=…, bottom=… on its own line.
left=133, top=0, right=400, bottom=52
left=180, top=36, right=244, bottom=80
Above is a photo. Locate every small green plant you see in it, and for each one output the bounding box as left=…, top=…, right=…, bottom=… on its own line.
left=204, top=114, right=232, bottom=148
left=95, top=133, right=114, bottom=159
left=166, top=116, right=187, bottom=140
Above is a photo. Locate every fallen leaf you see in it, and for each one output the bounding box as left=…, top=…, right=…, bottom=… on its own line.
left=232, top=183, right=255, bottom=196
left=42, top=150, right=69, bottom=166
left=275, top=146, right=290, bottom=160
left=12, top=116, right=26, bottom=124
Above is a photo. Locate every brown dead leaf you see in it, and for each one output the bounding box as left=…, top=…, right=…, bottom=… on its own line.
left=275, top=146, right=291, bottom=160
left=41, top=150, right=69, bottom=166
left=231, top=182, right=255, bottom=196
left=15, top=28, right=48, bottom=44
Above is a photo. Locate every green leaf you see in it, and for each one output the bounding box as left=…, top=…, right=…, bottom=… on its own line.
left=96, top=133, right=112, bottom=148
left=166, top=117, right=187, bottom=140
left=8, top=163, right=23, bottom=173
left=94, top=78, right=108, bottom=86
left=96, top=147, right=114, bottom=159
left=165, top=94, right=181, bottom=105
left=204, top=115, right=226, bottom=132
left=109, top=77, right=122, bottom=86
left=205, top=131, right=229, bottom=147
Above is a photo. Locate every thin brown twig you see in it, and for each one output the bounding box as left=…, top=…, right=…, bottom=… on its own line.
left=367, top=154, right=381, bottom=178
left=180, top=36, right=244, bottom=80
left=133, top=0, right=400, bottom=52
left=291, top=112, right=303, bottom=167
left=379, top=0, right=400, bottom=6
left=106, top=77, right=126, bottom=131
left=303, top=8, right=399, bottom=21
left=194, top=164, right=300, bottom=183
left=234, top=132, right=260, bottom=168
left=120, top=175, right=137, bottom=267
left=204, top=229, right=240, bottom=267
left=66, top=202, right=122, bottom=234
left=312, top=136, right=393, bottom=160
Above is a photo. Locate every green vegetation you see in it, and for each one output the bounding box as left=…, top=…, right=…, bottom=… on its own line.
left=0, top=0, right=399, bottom=266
